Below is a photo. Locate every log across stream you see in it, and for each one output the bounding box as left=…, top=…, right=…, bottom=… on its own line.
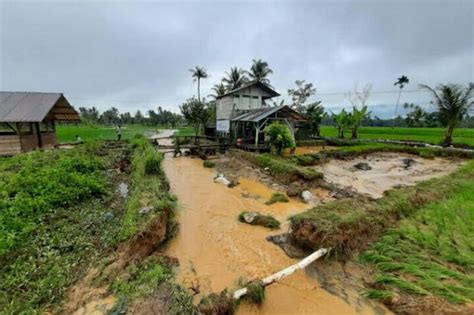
left=161, top=151, right=385, bottom=314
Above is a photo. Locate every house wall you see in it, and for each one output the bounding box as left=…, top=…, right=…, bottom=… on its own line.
left=20, top=131, right=57, bottom=151
left=0, top=135, right=22, bottom=156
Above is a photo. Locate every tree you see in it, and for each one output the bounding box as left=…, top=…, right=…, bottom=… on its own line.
left=189, top=66, right=208, bottom=102
left=209, top=82, right=227, bottom=100
left=350, top=105, right=370, bottom=138
left=248, top=59, right=273, bottom=85
left=419, top=83, right=474, bottom=145
left=100, top=107, right=120, bottom=125
left=263, top=121, right=295, bottom=155
left=393, top=75, right=409, bottom=127
left=179, top=97, right=210, bottom=137
left=403, top=103, right=428, bottom=127
left=305, top=101, right=325, bottom=136
left=287, top=80, right=316, bottom=113
left=223, top=67, right=247, bottom=90
left=333, top=109, right=351, bottom=139
left=134, top=110, right=144, bottom=124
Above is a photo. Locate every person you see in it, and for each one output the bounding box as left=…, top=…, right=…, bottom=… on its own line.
left=116, top=125, right=122, bottom=141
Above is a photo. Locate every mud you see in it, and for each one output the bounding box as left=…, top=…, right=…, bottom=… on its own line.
left=316, top=152, right=465, bottom=198
left=162, top=154, right=386, bottom=314
left=284, top=145, right=337, bottom=156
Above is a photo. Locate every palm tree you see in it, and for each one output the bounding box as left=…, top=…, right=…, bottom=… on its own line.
left=208, top=82, right=227, bottom=100
left=393, top=75, right=409, bottom=127
left=189, top=66, right=208, bottom=102
left=223, top=67, right=247, bottom=91
left=419, top=83, right=473, bottom=145
left=248, top=59, right=273, bottom=85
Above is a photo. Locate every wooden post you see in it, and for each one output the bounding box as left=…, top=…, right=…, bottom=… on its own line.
left=35, top=122, right=42, bottom=148
left=233, top=248, right=329, bottom=300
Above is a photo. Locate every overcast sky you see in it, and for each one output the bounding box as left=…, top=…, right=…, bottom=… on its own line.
left=1, top=0, right=473, bottom=117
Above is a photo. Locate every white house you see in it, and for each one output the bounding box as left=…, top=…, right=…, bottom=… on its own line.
left=215, top=81, right=280, bottom=135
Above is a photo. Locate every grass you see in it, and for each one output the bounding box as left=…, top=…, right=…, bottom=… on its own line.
left=360, top=180, right=474, bottom=304
left=0, top=142, right=125, bottom=313
left=290, top=160, right=474, bottom=255
left=56, top=123, right=157, bottom=142
left=173, top=127, right=195, bottom=137
left=203, top=160, right=215, bottom=168
left=265, top=192, right=289, bottom=205
left=320, top=126, right=474, bottom=147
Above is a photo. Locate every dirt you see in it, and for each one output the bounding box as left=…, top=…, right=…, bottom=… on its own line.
left=316, top=152, right=465, bottom=198
left=162, top=155, right=388, bottom=314
left=284, top=145, right=337, bottom=156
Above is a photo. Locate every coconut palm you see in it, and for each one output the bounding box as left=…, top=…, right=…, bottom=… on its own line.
left=208, top=82, right=227, bottom=100
left=419, top=83, right=474, bottom=145
left=393, top=75, right=409, bottom=127
left=248, top=59, right=273, bottom=85
left=189, top=66, right=208, bottom=102
left=223, top=67, right=247, bottom=91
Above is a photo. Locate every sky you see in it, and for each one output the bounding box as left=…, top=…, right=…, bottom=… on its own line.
left=1, top=0, right=473, bottom=118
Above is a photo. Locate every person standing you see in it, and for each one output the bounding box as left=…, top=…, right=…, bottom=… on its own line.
left=116, top=125, right=122, bottom=141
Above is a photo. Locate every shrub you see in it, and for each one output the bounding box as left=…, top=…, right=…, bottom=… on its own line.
left=203, top=160, right=215, bottom=168
left=265, top=192, right=289, bottom=205
left=264, top=122, right=295, bottom=155
left=144, top=149, right=163, bottom=175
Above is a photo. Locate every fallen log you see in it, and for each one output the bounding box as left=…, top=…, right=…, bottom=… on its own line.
left=232, top=248, right=329, bottom=300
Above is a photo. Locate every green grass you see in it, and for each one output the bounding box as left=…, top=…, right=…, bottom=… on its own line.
left=173, top=127, right=195, bottom=137
left=320, top=126, right=474, bottom=146
left=265, top=192, right=289, bottom=205
left=0, top=142, right=126, bottom=313
left=203, top=160, right=216, bottom=168
left=56, top=124, right=158, bottom=142
left=360, top=179, right=474, bottom=304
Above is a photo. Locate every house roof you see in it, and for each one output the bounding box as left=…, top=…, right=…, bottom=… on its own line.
left=231, top=105, right=308, bottom=123
left=0, top=92, right=80, bottom=122
left=217, top=81, right=280, bottom=99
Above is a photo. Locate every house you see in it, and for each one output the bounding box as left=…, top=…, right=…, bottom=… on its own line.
left=0, top=92, right=80, bottom=156
left=214, top=81, right=309, bottom=145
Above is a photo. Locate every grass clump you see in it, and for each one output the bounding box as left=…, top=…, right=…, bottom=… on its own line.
left=198, top=289, right=235, bottom=315
left=360, top=181, right=474, bottom=305
left=244, top=281, right=265, bottom=305
left=238, top=212, right=280, bottom=230
left=203, top=160, right=215, bottom=168
left=265, top=192, right=289, bottom=205
left=144, top=148, right=163, bottom=175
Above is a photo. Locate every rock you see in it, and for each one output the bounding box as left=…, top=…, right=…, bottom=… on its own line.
left=301, top=190, right=314, bottom=203
left=241, top=192, right=261, bottom=200
left=140, top=206, right=153, bottom=215
left=266, top=233, right=307, bottom=258
left=104, top=212, right=114, bottom=220
left=286, top=187, right=300, bottom=197
left=402, top=158, right=416, bottom=169
left=354, top=162, right=371, bottom=171
left=242, top=211, right=260, bottom=224
left=264, top=167, right=270, bottom=171
left=214, top=173, right=231, bottom=186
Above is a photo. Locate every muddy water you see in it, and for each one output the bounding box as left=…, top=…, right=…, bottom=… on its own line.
left=162, top=156, right=378, bottom=314
left=284, top=145, right=337, bottom=156
left=317, top=152, right=465, bottom=198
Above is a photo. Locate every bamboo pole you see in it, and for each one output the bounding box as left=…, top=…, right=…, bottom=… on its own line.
left=233, top=248, right=329, bottom=300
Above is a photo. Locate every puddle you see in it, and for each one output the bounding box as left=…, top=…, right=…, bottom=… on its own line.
left=162, top=155, right=384, bottom=314
left=117, top=182, right=128, bottom=198
left=316, top=152, right=465, bottom=198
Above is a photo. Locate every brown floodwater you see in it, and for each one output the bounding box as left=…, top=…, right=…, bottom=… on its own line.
left=162, top=155, right=382, bottom=314
left=316, top=152, right=465, bottom=198
left=284, top=145, right=337, bottom=156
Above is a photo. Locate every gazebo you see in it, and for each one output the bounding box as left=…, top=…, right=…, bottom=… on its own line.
left=0, top=92, right=80, bottom=155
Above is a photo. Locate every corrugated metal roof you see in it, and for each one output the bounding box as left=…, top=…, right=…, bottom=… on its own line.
left=0, top=92, right=80, bottom=122
left=232, top=105, right=308, bottom=123
left=217, top=81, right=280, bottom=99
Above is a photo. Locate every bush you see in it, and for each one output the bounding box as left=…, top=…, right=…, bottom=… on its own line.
left=264, top=122, right=295, bottom=155
left=238, top=211, right=281, bottom=229
left=203, top=160, right=215, bottom=168
left=144, top=149, right=163, bottom=175
left=265, top=192, right=289, bottom=205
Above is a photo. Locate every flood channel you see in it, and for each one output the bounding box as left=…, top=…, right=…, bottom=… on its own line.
left=157, top=131, right=383, bottom=314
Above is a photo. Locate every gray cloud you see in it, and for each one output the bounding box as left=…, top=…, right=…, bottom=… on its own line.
left=1, top=0, right=473, bottom=116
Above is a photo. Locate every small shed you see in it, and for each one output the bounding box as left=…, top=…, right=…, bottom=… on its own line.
left=0, top=92, right=80, bottom=155
left=231, top=105, right=308, bottom=147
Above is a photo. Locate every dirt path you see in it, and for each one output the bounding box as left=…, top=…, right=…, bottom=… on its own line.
left=162, top=153, right=385, bottom=314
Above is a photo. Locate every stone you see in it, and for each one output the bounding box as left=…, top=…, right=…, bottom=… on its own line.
left=140, top=206, right=153, bottom=215
left=353, top=162, right=371, bottom=171
left=301, top=190, right=314, bottom=203
left=242, top=211, right=260, bottom=224
left=214, top=174, right=231, bottom=186
left=286, top=187, right=300, bottom=197
left=266, top=233, right=307, bottom=258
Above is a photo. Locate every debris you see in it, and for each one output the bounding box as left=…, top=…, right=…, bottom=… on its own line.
left=214, top=174, right=231, bottom=186
left=402, top=158, right=416, bottom=169
left=238, top=211, right=280, bottom=229
left=301, top=190, right=314, bottom=203
left=286, top=187, right=300, bottom=197
left=354, top=162, right=372, bottom=171
left=266, top=233, right=307, bottom=258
